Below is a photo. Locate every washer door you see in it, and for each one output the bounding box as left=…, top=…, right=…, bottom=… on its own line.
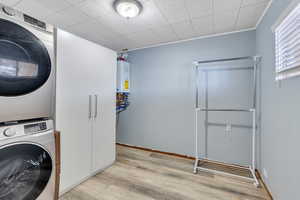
left=0, top=143, right=52, bottom=200
left=0, top=18, right=51, bottom=96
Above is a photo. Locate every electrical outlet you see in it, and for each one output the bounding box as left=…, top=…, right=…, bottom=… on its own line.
left=263, top=168, right=268, bottom=179
left=226, top=124, right=232, bottom=132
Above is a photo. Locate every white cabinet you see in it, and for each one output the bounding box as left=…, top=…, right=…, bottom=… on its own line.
left=90, top=47, right=117, bottom=173
left=56, top=29, right=116, bottom=194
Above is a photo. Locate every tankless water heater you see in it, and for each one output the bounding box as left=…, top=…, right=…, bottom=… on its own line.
left=117, top=60, right=130, bottom=93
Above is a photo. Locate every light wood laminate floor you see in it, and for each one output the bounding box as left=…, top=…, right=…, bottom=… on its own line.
left=60, top=145, right=271, bottom=200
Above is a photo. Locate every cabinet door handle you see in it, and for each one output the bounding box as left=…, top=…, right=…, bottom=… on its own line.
left=89, top=95, right=92, bottom=119
left=94, top=94, right=98, bottom=118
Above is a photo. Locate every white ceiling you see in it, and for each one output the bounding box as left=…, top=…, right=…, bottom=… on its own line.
left=1, top=0, right=270, bottom=51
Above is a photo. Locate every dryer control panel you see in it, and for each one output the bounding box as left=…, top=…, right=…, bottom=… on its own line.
left=0, top=3, right=53, bottom=33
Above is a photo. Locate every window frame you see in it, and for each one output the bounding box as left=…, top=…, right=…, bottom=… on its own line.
left=272, top=0, right=300, bottom=81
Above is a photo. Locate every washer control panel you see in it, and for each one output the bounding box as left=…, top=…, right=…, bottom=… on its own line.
left=24, top=122, right=47, bottom=134
left=0, top=120, right=53, bottom=140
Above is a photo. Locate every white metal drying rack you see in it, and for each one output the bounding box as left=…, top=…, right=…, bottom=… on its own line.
left=193, top=56, right=261, bottom=187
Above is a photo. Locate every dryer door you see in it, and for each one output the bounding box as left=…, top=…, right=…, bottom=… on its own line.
left=0, top=18, right=51, bottom=96
left=0, top=143, right=53, bottom=200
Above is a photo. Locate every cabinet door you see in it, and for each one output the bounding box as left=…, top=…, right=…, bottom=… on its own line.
left=91, top=47, right=117, bottom=172
left=56, top=29, right=94, bottom=193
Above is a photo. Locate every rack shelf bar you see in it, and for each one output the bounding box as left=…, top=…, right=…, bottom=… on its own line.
left=200, top=108, right=252, bottom=112
left=207, top=122, right=252, bottom=129
left=195, top=56, right=254, bottom=64
left=198, top=66, right=254, bottom=72
left=195, top=166, right=254, bottom=181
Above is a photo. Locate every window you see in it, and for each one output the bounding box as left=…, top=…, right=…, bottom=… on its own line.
left=273, top=1, right=300, bottom=80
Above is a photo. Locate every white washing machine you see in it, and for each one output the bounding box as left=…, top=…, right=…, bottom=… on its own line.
left=0, top=119, right=55, bottom=200
left=0, top=4, right=55, bottom=123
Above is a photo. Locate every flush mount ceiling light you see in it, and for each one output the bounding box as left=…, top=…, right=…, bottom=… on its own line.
left=114, top=0, right=142, bottom=18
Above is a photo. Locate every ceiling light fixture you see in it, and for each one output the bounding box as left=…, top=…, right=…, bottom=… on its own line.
left=114, top=0, right=142, bottom=19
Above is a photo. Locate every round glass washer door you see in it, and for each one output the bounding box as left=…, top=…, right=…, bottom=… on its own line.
left=0, top=18, right=51, bottom=96
left=0, top=143, right=53, bottom=200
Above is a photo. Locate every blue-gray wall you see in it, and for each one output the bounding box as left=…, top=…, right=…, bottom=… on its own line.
left=117, top=1, right=300, bottom=198
left=256, top=0, right=300, bottom=199
left=117, top=31, right=256, bottom=165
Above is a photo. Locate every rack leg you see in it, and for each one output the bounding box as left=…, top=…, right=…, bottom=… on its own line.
left=194, top=108, right=199, bottom=174
left=252, top=110, right=256, bottom=172
left=193, top=158, right=199, bottom=174
left=251, top=109, right=259, bottom=187
left=204, top=71, right=208, bottom=159
left=250, top=167, right=260, bottom=187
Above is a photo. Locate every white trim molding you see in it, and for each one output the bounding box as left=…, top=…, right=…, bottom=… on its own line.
left=127, top=28, right=256, bottom=52
left=256, top=0, right=274, bottom=28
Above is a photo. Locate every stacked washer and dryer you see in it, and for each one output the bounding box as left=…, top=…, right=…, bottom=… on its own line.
left=0, top=3, right=56, bottom=200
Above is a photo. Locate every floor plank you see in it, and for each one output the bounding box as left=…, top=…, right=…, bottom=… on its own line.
left=60, top=145, right=271, bottom=200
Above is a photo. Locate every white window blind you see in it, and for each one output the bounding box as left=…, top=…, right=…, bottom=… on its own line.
left=274, top=2, right=300, bottom=80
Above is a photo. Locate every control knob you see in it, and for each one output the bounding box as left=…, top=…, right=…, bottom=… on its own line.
left=3, top=128, right=17, bottom=137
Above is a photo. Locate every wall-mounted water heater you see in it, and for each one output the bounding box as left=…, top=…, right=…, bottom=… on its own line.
left=117, top=59, right=130, bottom=93
left=116, top=54, right=130, bottom=113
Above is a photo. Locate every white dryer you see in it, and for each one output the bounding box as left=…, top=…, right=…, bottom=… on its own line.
left=0, top=4, right=55, bottom=123
left=0, top=119, right=55, bottom=200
